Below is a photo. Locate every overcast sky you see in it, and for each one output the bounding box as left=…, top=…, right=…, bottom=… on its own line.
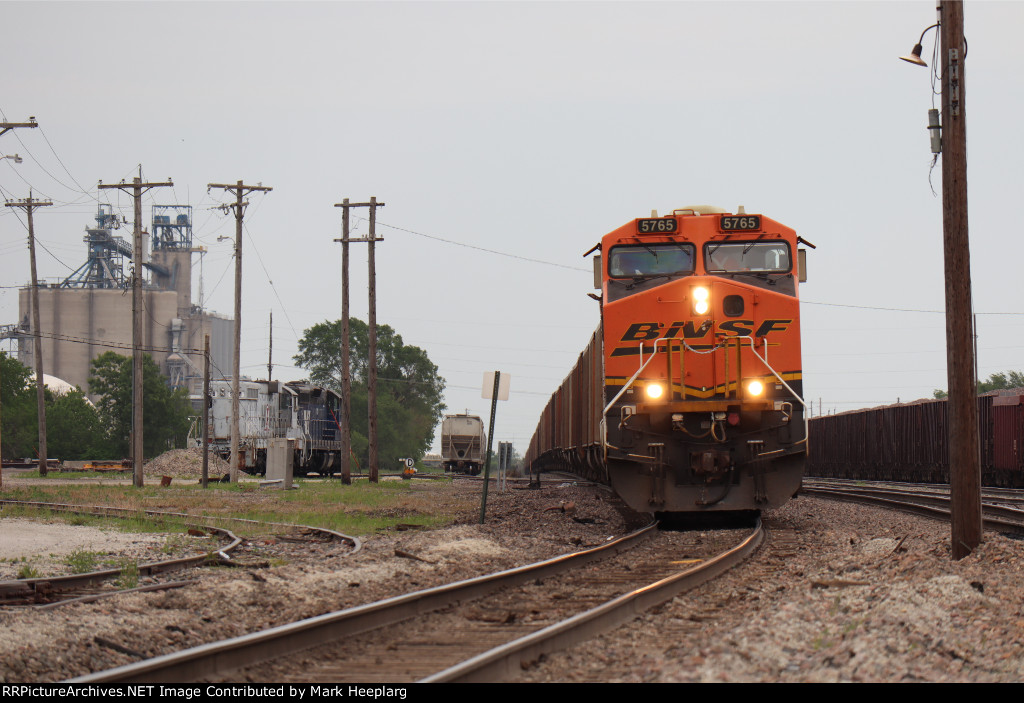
left=3, top=1, right=1023, bottom=457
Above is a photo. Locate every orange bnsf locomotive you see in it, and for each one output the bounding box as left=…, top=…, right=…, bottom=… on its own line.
left=526, top=205, right=811, bottom=514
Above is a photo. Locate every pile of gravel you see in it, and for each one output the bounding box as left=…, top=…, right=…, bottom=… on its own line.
left=143, top=447, right=232, bottom=478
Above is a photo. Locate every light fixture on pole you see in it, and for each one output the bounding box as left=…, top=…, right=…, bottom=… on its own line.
left=899, top=23, right=938, bottom=66
left=1, top=154, right=22, bottom=164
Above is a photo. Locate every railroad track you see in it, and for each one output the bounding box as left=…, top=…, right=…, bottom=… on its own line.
left=0, top=500, right=360, bottom=607
left=803, top=477, right=1024, bottom=505
left=71, top=519, right=763, bottom=683
left=801, top=479, right=1024, bottom=533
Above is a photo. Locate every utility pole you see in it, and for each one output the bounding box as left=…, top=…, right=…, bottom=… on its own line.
left=939, top=0, right=981, bottom=560
left=333, top=197, right=385, bottom=483
left=1, top=117, right=37, bottom=483
left=0, top=117, right=38, bottom=138
left=267, top=310, right=273, bottom=382
left=202, top=334, right=210, bottom=489
left=98, top=174, right=173, bottom=487
left=1, top=352, right=4, bottom=488
left=333, top=199, right=354, bottom=485
left=208, top=180, right=272, bottom=482
left=5, top=191, right=52, bottom=476
left=366, top=197, right=383, bottom=483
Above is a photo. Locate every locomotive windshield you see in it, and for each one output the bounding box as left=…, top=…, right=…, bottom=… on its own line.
left=704, top=242, right=791, bottom=273
left=608, top=244, right=695, bottom=278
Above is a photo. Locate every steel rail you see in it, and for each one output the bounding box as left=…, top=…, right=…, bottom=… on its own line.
left=804, top=485, right=1024, bottom=521
left=802, top=487, right=1024, bottom=533
left=422, top=519, right=764, bottom=682
left=35, top=579, right=199, bottom=611
left=68, top=520, right=659, bottom=683
left=0, top=523, right=240, bottom=603
left=0, top=499, right=359, bottom=604
left=0, top=498, right=361, bottom=553
left=803, top=478, right=1024, bottom=505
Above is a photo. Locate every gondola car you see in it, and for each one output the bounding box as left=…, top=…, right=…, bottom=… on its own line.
left=807, top=391, right=1024, bottom=487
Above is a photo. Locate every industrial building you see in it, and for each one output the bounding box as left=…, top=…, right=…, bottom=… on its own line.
left=3, top=204, right=233, bottom=402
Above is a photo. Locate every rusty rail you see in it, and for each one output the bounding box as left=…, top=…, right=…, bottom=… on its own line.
left=69, top=520, right=658, bottom=683
left=422, top=519, right=764, bottom=682
left=0, top=500, right=360, bottom=605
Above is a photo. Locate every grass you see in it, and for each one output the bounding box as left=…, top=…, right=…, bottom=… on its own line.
left=115, top=559, right=139, bottom=589
left=17, top=470, right=123, bottom=480
left=160, top=533, right=195, bottom=555
left=64, top=549, right=101, bottom=574
left=0, top=476, right=472, bottom=538
left=16, top=563, right=41, bottom=579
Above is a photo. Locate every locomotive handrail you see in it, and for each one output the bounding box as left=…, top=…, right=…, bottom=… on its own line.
left=731, top=335, right=807, bottom=411
left=731, top=334, right=809, bottom=447
left=602, top=337, right=673, bottom=416
left=601, top=334, right=808, bottom=448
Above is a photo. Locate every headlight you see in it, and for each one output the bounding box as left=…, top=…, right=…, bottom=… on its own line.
left=646, top=382, right=665, bottom=400
left=692, top=286, right=710, bottom=315
left=745, top=379, right=764, bottom=396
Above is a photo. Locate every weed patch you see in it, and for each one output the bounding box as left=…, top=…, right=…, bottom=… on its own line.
left=64, top=550, right=101, bottom=574
left=16, top=563, right=40, bottom=579
left=116, top=559, right=139, bottom=589
left=0, top=477, right=472, bottom=537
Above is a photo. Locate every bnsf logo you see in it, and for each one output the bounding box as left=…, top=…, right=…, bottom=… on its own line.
left=620, top=319, right=792, bottom=341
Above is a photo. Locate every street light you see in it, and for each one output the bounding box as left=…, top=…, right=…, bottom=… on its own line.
left=899, top=23, right=939, bottom=66
left=1, top=154, right=23, bottom=164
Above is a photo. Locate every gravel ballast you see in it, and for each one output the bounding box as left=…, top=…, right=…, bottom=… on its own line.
left=1, top=478, right=1021, bottom=683
left=519, top=494, right=1024, bottom=683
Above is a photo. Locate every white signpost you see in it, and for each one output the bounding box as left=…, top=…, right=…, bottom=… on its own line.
left=479, top=371, right=510, bottom=523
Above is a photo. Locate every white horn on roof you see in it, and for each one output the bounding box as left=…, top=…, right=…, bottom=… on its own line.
left=672, top=205, right=728, bottom=215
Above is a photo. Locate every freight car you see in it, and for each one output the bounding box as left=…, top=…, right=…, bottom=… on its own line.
left=192, top=380, right=342, bottom=476
left=526, top=205, right=812, bottom=514
left=440, top=413, right=486, bottom=475
left=806, top=392, right=1024, bottom=487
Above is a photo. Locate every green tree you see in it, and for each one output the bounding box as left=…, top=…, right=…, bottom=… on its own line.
left=46, top=388, right=104, bottom=460
left=294, top=318, right=446, bottom=469
left=933, top=369, right=1024, bottom=399
left=1, top=352, right=35, bottom=461
left=88, top=352, right=191, bottom=458
left=2, top=353, right=109, bottom=462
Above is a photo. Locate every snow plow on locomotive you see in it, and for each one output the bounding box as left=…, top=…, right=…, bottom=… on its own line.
left=526, top=206, right=811, bottom=514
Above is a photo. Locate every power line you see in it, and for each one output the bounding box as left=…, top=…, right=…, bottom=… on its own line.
left=375, top=219, right=590, bottom=273
left=243, top=220, right=299, bottom=342
left=804, top=299, right=1024, bottom=316
left=21, top=328, right=205, bottom=356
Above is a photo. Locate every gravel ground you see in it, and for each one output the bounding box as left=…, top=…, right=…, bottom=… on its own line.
left=0, top=477, right=636, bottom=682
left=2, top=479, right=1022, bottom=683
left=519, top=494, right=1024, bottom=683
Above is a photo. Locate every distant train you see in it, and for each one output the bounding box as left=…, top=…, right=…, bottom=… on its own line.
left=806, top=392, right=1024, bottom=487
left=192, top=380, right=342, bottom=475
left=526, top=205, right=812, bottom=514
left=440, top=414, right=486, bottom=475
